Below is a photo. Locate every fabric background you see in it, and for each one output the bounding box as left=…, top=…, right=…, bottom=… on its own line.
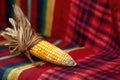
left=0, top=0, right=120, bottom=80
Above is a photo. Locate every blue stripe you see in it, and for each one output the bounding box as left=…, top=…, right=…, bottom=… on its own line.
left=0, top=46, right=8, bottom=50
left=36, top=0, right=44, bottom=34
left=6, top=0, right=13, bottom=26
left=62, top=44, right=77, bottom=50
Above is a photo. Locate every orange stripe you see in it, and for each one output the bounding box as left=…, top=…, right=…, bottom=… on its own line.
left=44, top=0, right=56, bottom=36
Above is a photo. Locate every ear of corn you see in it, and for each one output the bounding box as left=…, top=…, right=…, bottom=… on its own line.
left=30, top=40, right=77, bottom=66
left=0, top=4, right=77, bottom=66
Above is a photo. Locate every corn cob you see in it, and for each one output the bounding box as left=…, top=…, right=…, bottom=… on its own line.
left=30, top=40, right=77, bottom=66
left=0, top=4, right=77, bottom=66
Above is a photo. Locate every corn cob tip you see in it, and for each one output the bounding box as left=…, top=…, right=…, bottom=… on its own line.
left=66, top=59, right=77, bottom=66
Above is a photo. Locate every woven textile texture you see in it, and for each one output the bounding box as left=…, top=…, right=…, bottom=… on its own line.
left=40, top=0, right=120, bottom=79
left=0, top=0, right=71, bottom=39
left=65, top=0, right=119, bottom=52
left=0, top=0, right=120, bottom=80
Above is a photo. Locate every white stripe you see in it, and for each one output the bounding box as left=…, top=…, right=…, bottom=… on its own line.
left=52, top=40, right=62, bottom=45
left=0, top=53, right=21, bottom=60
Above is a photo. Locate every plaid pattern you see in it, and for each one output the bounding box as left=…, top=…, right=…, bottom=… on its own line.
left=39, top=54, right=120, bottom=80
left=39, top=0, right=120, bottom=80
left=110, top=0, right=120, bottom=44
left=65, top=0, right=119, bottom=52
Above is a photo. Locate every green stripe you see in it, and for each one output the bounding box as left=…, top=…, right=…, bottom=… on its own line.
left=41, top=0, right=47, bottom=34
left=11, top=0, right=15, bottom=18
left=2, top=61, right=30, bottom=80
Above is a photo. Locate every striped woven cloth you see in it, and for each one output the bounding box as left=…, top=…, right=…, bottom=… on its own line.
left=0, top=0, right=120, bottom=80
left=0, top=0, right=70, bottom=39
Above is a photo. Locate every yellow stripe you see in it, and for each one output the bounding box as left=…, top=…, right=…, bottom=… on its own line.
left=44, top=0, right=56, bottom=36
left=7, top=62, right=45, bottom=80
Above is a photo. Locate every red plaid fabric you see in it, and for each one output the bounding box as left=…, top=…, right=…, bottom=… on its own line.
left=39, top=50, right=120, bottom=80
left=38, top=0, right=120, bottom=79
left=110, top=0, right=120, bottom=44
left=65, top=0, right=119, bottom=53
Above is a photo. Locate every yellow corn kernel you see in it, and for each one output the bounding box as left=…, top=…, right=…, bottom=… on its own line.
left=30, top=40, right=77, bottom=66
